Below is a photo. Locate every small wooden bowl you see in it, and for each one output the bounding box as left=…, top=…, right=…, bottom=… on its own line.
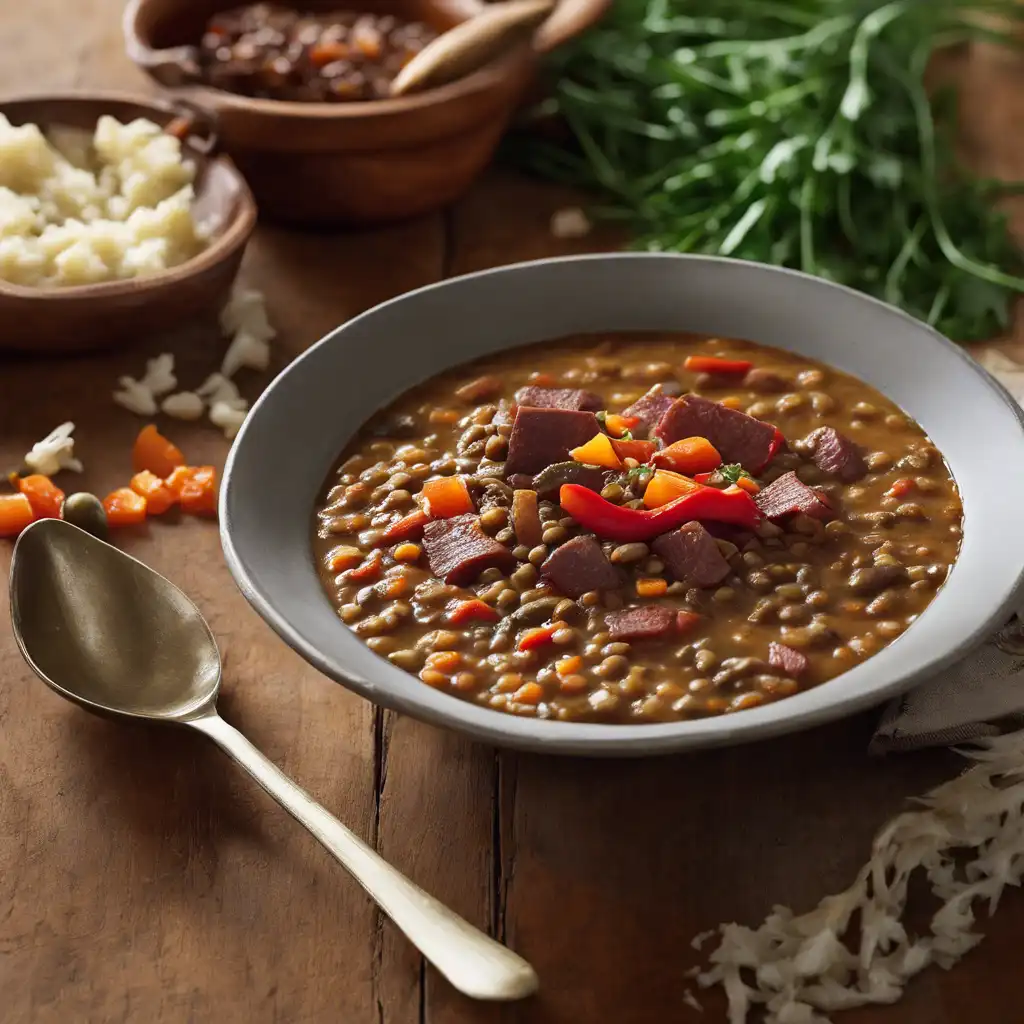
left=123, top=0, right=609, bottom=226
left=0, top=93, right=257, bottom=355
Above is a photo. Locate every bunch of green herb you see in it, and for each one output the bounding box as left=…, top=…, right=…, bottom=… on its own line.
left=510, top=0, right=1024, bottom=341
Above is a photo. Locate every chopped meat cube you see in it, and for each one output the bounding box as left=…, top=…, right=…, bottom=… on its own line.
left=606, top=606, right=678, bottom=642
left=540, top=535, right=622, bottom=599
left=504, top=407, right=599, bottom=476
left=769, top=642, right=809, bottom=678
left=654, top=394, right=777, bottom=470
left=622, top=384, right=679, bottom=437
left=514, top=385, right=603, bottom=412
left=743, top=368, right=788, bottom=393
left=805, top=426, right=867, bottom=482
left=422, top=514, right=517, bottom=586
left=755, top=471, right=834, bottom=522
left=651, top=522, right=731, bottom=588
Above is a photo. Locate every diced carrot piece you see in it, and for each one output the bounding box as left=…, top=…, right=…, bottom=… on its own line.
left=636, top=578, right=668, bottom=598
left=379, top=509, right=429, bottom=545
left=888, top=478, right=916, bottom=498
left=446, top=599, right=501, bottom=625
left=164, top=115, right=193, bottom=140
left=326, top=545, right=364, bottom=573
left=309, top=39, right=350, bottom=65
left=16, top=474, right=64, bottom=519
left=103, top=487, right=147, bottom=527
left=734, top=475, right=761, bottom=495
left=425, top=651, right=462, bottom=673
left=344, top=549, right=384, bottom=583
left=0, top=493, right=35, bottom=536
left=556, top=655, right=583, bottom=676
left=378, top=575, right=410, bottom=599
left=164, top=465, right=192, bottom=497
left=133, top=424, right=185, bottom=478
left=569, top=432, right=623, bottom=470
left=528, top=372, right=558, bottom=387
left=684, top=355, right=753, bottom=375
left=512, top=682, right=544, bottom=705
left=651, top=437, right=722, bottom=475
left=604, top=413, right=640, bottom=438
left=130, top=470, right=175, bottom=515
left=643, top=469, right=701, bottom=509
left=422, top=476, right=474, bottom=519
left=178, top=466, right=217, bottom=516
left=517, top=625, right=559, bottom=652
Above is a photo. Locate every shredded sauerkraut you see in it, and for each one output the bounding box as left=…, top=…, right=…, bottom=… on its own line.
left=695, top=728, right=1024, bottom=1022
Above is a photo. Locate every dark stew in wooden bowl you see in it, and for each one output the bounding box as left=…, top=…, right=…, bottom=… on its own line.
left=313, top=333, right=962, bottom=724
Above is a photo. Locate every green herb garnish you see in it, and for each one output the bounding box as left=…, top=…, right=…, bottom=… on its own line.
left=718, top=463, right=754, bottom=485
left=626, top=465, right=654, bottom=484
left=510, top=0, right=1024, bottom=341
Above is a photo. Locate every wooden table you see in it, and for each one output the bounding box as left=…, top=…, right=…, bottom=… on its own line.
left=3, top=5, right=1024, bottom=1022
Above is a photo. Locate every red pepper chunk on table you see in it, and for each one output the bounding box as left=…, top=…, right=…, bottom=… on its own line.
left=558, top=481, right=761, bottom=543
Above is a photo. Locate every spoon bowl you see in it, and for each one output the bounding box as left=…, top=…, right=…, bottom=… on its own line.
left=9, top=517, right=538, bottom=1003
left=11, top=518, right=219, bottom=721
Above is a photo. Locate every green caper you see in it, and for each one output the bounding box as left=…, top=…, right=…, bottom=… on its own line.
left=62, top=492, right=109, bottom=540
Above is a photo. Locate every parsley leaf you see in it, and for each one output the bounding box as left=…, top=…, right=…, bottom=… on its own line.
left=718, top=464, right=753, bottom=485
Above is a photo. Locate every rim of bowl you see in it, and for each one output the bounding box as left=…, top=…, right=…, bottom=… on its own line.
left=220, top=252, right=1024, bottom=756
left=0, top=90, right=257, bottom=302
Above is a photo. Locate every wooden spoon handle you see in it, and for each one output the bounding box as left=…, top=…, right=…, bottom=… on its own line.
left=533, top=0, right=612, bottom=53
left=190, top=712, right=539, bottom=1002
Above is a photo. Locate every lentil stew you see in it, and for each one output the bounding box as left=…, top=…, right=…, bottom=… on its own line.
left=313, top=333, right=962, bottom=724
left=191, top=3, right=439, bottom=102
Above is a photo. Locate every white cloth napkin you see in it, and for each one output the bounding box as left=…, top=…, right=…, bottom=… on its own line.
left=871, top=601, right=1024, bottom=753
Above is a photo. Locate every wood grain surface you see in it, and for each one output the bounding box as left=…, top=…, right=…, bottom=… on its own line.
left=2, top=4, right=1024, bottom=1023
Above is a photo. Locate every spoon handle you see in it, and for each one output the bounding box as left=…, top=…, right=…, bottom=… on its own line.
left=189, top=712, right=538, bottom=1002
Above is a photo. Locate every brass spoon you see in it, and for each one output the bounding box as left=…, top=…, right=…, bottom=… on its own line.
left=390, top=0, right=555, bottom=97
left=9, top=518, right=538, bottom=1003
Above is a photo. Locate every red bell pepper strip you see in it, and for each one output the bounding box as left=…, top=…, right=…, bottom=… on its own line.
left=517, top=625, right=559, bottom=652
left=378, top=509, right=430, bottom=545
left=684, top=355, right=753, bottom=375
left=693, top=471, right=714, bottom=484
left=888, top=478, right=916, bottom=499
left=559, top=481, right=761, bottom=543
left=610, top=438, right=657, bottom=463
left=765, top=428, right=786, bottom=466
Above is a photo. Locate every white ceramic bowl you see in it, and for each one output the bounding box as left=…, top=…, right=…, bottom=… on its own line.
left=221, top=254, right=1024, bottom=755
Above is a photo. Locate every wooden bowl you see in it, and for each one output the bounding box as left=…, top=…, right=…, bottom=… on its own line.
left=123, top=0, right=609, bottom=226
left=0, top=93, right=257, bottom=355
